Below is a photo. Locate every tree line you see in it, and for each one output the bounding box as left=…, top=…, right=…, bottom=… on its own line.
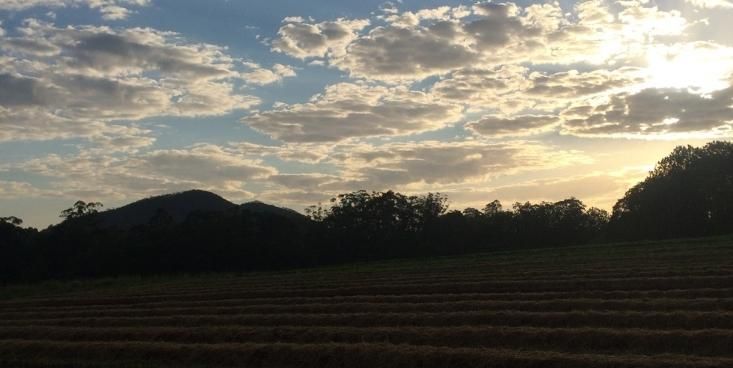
left=1, top=141, right=732, bottom=282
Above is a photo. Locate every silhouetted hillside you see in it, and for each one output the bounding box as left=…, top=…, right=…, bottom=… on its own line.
left=240, top=201, right=306, bottom=221
left=97, top=190, right=236, bottom=228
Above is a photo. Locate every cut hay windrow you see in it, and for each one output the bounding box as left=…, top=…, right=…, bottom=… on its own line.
left=3, top=275, right=733, bottom=310
left=1, top=325, right=732, bottom=357
left=3, top=310, right=733, bottom=330
left=37, top=265, right=731, bottom=298
left=4, top=287, right=733, bottom=314
left=11, top=255, right=731, bottom=297
left=2, top=297, right=733, bottom=320
left=1, top=340, right=732, bottom=368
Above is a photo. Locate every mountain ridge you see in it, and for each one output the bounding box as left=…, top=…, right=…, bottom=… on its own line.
left=95, top=189, right=304, bottom=228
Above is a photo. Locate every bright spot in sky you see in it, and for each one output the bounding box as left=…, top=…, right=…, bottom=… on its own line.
left=645, top=44, right=733, bottom=92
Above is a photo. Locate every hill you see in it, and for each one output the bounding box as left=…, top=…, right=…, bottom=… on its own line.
left=1, top=236, right=732, bottom=367
left=97, top=190, right=237, bottom=228
left=240, top=200, right=307, bottom=221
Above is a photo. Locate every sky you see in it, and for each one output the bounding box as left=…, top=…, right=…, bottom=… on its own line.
left=0, top=0, right=732, bottom=228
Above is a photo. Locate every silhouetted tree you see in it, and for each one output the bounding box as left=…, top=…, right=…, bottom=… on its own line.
left=305, top=202, right=330, bottom=222
left=483, top=200, right=503, bottom=216
left=0, top=216, right=37, bottom=282
left=610, top=141, right=733, bottom=240
left=60, top=201, right=104, bottom=220
left=0, top=216, right=23, bottom=226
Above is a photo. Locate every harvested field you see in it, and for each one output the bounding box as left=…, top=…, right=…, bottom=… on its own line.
left=1, top=237, right=733, bottom=367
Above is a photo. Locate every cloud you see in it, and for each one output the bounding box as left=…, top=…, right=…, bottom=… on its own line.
left=561, top=85, right=733, bottom=138
left=446, top=170, right=646, bottom=211
left=466, top=115, right=560, bottom=137
left=11, top=144, right=277, bottom=201
left=257, top=190, right=335, bottom=211
left=241, top=62, right=296, bottom=85
left=430, top=65, right=527, bottom=105
left=135, top=144, right=276, bottom=183
left=0, top=21, right=260, bottom=146
left=292, top=1, right=688, bottom=82
left=430, top=66, right=643, bottom=116
left=230, top=142, right=332, bottom=163
left=524, top=68, right=646, bottom=112
left=269, top=173, right=338, bottom=189
left=245, top=82, right=463, bottom=142
left=0, top=107, right=155, bottom=151
left=333, top=21, right=479, bottom=81
left=0, top=180, right=48, bottom=199
left=525, top=68, right=644, bottom=99
left=685, top=0, right=733, bottom=9
left=379, top=5, right=471, bottom=28
left=86, top=124, right=156, bottom=152
left=272, top=17, right=370, bottom=59
left=0, top=0, right=150, bottom=20
left=0, top=73, right=53, bottom=106
left=325, top=140, right=588, bottom=189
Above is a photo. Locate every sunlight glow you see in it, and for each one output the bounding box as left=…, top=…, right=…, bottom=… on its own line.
left=644, top=44, right=733, bottom=93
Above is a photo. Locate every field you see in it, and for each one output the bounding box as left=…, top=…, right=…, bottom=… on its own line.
left=1, top=237, right=733, bottom=367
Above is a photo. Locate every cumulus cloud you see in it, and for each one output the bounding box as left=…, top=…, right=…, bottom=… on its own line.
left=333, top=22, right=478, bottom=81
left=245, top=82, right=463, bottom=142
left=86, top=124, right=156, bottom=152
left=325, top=140, right=587, bottom=189
left=685, top=0, right=733, bottom=9
left=134, top=144, right=276, bottom=183
left=257, top=190, right=335, bottom=212
left=269, top=173, right=338, bottom=189
left=287, top=1, right=688, bottom=82
left=0, top=180, right=48, bottom=199
left=379, top=5, right=471, bottom=28
left=0, top=0, right=150, bottom=20
left=447, top=170, right=646, bottom=211
left=0, top=21, right=260, bottom=146
left=0, top=107, right=155, bottom=151
left=466, top=115, right=560, bottom=137
left=241, top=62, right=296, bottom=85
left=525, top=68, right=644, bottom=99
left=431, top=65, right=528, bottom=104
left=230, top=142, right=332, bottom=163
left=272, top=17, right=370, bottom=59
left=11, top=144, right=277, bottom=200
left=561, top=85, right=733, bottom=138
left=431, top=66, right=643, bottom=115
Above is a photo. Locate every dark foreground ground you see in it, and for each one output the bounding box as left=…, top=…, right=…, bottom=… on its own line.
left=1, top=237, right=733, bottom=367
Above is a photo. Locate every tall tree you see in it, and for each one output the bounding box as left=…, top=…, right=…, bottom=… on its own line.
left=60, top=201, right=104, bottom=220
left=610, top=141, right=733, bottom=239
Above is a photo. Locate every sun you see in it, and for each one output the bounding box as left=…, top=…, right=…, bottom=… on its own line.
left=645, top=43, right=733, bottom=93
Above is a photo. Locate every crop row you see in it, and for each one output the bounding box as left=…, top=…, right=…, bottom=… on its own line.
left=1, top=297, right=732, bottom=321
left=30, top=255, right=733, bottom=299
left=3, top=275, right=731, bottom=310
left=46, top=267, right=733, bottom=300
left=1, top=340, right=732, bottom=368
left=1, top=325, right=732, bottom=357
left=7, top=243, right=730, bottom=302
left=4, top=288, right=732, bottom=314
left=3, top=310, right=733, bottom=330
